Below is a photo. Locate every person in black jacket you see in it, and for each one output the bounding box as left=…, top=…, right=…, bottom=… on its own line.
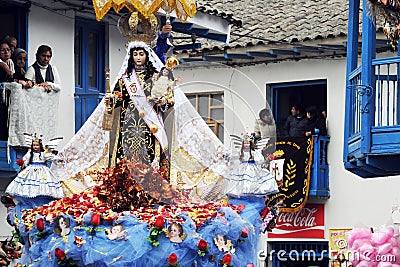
left=305, top=105, right=327, bottom=136
left=283, top=104, right=308, bottom=137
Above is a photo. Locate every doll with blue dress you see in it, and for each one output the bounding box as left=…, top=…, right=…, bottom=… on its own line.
left=224, top=133, right=279, bottom=198
left=6, top=134, right=64, bottom=200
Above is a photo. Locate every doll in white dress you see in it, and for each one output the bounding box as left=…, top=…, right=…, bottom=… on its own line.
left=6, top=135, right=64, bottom=199
left=224, top=133, right=279, bottom=198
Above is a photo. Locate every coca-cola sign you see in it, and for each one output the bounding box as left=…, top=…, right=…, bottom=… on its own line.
left=267, top=204, right=325, bottom=238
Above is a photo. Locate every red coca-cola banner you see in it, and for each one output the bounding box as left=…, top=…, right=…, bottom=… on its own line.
left=267, top=203, right=325, bottom=238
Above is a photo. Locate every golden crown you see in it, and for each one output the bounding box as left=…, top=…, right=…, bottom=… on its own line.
left=118, top=12, right=159, bottom=44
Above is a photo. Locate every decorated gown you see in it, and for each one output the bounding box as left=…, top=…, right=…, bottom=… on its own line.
left=224, top=149, right=279, bottom=198
left=6, top=150, right=64, bottom=199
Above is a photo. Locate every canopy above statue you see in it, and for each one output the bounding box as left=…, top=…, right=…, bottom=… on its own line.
left=92, top=0, right=197, bottom=21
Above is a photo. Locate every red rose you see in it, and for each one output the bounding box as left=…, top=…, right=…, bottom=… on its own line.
left=267, top=154, right=276, bottom=160
left=167, top=253, right=178, bottom=265
left=221, top=254, right=232, bottom=265
left=36, top=218, right=44, bottom=232
left=16, top=158, right=24, bottom=166
left=236, top=204, right=245, bottom=212
left=197, top=239, right=208, bottom=251
left=241, top=226, right=251, bottom=238
left=90, top=213, right=101, bottom=226
left=54, top=248, right=66, bottom=260
left=153, top=215, right=165, bottom=229
left=241, top=230, right=248, bottom=238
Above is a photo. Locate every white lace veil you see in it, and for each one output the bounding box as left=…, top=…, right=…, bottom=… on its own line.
left=51, top=42, right=231, bottom=202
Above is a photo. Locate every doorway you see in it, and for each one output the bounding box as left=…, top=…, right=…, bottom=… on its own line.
left=267, top=79, right=327, bottom=137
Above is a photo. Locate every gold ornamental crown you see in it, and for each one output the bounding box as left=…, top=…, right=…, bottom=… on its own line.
left=118, top=12, right=159, bottom=44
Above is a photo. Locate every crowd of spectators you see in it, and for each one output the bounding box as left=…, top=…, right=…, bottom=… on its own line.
left=0, top=35, right=60, bottom=141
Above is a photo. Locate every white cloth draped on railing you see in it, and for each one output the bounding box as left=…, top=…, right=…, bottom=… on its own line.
left=8, top=83, right=60, bottom=147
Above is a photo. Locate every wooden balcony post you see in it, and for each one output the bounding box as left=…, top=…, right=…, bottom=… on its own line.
left=360, top=0, right=376, bottom=154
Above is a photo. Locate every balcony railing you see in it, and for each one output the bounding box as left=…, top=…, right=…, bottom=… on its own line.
left=309, top=134, right=330, bottom=199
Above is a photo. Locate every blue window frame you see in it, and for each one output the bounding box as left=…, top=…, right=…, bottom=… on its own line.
left=0, top=1, right=29, bottom=54
left=74, top=17, right=105, bottom=132
left=267, top=79, right=327, bottom=137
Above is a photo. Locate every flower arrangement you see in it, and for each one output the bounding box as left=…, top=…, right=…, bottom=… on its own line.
left=84, top=213, right=103, bottom=239
left=54, top=248, right=77, bottom=267
left=167, top=253, right=179, bottom=267
left=220, top=253, right=233, bottom=267
left=146, top=215, right=165, bottom=247
left=197, top=239, right=209, bottom=257
left=35, top=218, right=48, bottom=239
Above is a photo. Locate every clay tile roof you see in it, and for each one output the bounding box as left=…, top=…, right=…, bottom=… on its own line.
left=195, top=0, right=349, bottom=50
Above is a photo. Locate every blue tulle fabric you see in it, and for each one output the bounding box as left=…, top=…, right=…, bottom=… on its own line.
left=12, top=197, right=265, bottom=267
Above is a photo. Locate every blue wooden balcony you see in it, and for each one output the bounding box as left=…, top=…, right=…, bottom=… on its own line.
left=309, top=134, right=330, bottom=198
left=344, top=0, right=400, bottom=177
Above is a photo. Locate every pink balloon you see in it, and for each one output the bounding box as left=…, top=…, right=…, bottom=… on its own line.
left=357, top=260, right=378, bottom=267
left=378, top=243, right=393, bottom=255
left=377, top=262, right=393, bottom=267
left=391, top=246, right=400, bottom=257
left=371, top=230, right=392, bottom=246
left=391, top=237, right=400, bottom=247
left=352, top=238, right=372, bottom=250
left=348, top=228, right=372, bottom=247
left=359, top=244, right=376, bottom=255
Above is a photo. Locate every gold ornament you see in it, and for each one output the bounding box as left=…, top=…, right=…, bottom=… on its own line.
left=139, top=110, right=146, bottom=118
left=166, top=56, right=180, bottom=70
left=150, top=124, right=158, bottom=133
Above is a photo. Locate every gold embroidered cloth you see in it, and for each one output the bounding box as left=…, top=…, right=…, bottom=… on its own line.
left=92, top=0, right=196, bottom=21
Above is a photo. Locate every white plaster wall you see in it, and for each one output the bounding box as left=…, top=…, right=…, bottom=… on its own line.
left=176, top=57, right=400, bottom=237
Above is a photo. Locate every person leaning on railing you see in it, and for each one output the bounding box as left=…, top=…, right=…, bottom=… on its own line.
left=25, top=44, right=61, bottom=93
left=12, top=48, right=33, bottom=89
left=0, top=40, right=14, bottom=83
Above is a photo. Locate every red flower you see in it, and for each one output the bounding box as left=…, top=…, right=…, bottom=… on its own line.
left=267, top=154, right=276, bottom=161
left=153, top=215, right=165, bottom=229
left=167, top=253, right=178, bottom=265
left=221, top=254, right=232, bottom=265
left=90, top=213, right=101, bottom=226
left=54, top=248, right=66, bottom=261
left=241, top=230, right=248, bottom=238
left=197, top=239, right=208, bottom=251
left=236, top=204, right=245, bottom=212
left=36, top=218, right=44, bottom=232
left=16, top=158, right=24, bottom=166
left=241, top=226, right=251, bottom=238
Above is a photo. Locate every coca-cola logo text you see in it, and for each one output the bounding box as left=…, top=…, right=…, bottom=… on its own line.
left=276, top=208, right=317, bottom=228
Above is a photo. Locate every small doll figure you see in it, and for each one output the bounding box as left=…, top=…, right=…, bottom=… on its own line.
left=53, top=216, right=71, bottom=237
left=213, top=234, right=234, bottom=253
left=5, top=135, right=64, bottom=199
left=166, top=222, right=186, bottom=243
left=146, top=56, right=179, bottom=108
left=224, top=133, right=279, bottom=198
left=105, top=224, right=127, bottom=241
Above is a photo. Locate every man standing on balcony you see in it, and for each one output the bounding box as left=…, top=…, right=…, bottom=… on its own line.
left=283, top=104, right=307, bottom=137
